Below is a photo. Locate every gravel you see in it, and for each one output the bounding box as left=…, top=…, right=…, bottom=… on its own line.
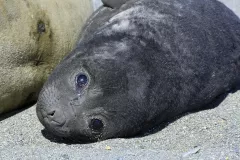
left=1, top=0, right=240, bottom=159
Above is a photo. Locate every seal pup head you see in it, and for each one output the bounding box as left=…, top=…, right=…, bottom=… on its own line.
left=36, top=32, right=151, bottom=142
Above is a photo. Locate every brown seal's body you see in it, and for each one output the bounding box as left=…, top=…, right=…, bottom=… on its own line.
left=0, top=0, right=93, bottom=114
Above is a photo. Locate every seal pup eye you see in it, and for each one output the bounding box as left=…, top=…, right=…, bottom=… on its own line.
left=90, top=118, right=104, bottom=131
left=76, top=74, right=88, bottom=89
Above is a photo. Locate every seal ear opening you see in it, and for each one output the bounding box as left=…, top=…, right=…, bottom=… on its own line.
left=101, top=0, right=129, bottom=9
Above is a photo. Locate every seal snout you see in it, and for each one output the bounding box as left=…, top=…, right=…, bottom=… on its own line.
left=37, top=105, right=66, bottom=128
left=46, top=109, right=66, bottom=126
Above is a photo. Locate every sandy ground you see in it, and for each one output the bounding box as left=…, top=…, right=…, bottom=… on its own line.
left=1, top=0, right=240, bottom=160
left=0, top=90, right=240, bottom=160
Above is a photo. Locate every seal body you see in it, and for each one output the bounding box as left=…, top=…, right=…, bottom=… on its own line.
left=0, top=0, right=93, bottom=115
left=37, top=0, right=240, bottom=142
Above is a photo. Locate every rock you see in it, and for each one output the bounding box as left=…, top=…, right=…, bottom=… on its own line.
left=0, top=0, right=93, bottom=114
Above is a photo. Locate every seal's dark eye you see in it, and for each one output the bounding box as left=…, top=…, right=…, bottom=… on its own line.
left=76, top=74, right=88, bottom=88
left=90, top=119, right=104, bottom=131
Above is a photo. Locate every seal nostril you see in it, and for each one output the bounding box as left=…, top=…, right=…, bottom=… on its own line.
left=48, top=110, right=55, bottom=117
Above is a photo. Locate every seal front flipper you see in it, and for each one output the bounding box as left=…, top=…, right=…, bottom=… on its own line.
left=102, top=0, right=129, bottom=9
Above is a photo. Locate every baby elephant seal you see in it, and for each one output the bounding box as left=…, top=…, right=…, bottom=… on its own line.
left=37, top=0, right=240, bottom=142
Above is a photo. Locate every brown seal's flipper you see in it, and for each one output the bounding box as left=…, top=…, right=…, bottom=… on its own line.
left=101, top=0, right=129, bottom=9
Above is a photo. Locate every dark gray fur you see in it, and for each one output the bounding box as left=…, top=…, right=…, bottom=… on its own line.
left=37, top=0, right=240, bottom=142
left=102, top=0, right=129, bottom=8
